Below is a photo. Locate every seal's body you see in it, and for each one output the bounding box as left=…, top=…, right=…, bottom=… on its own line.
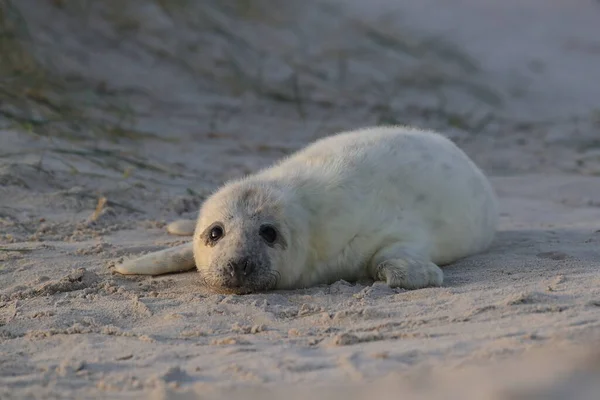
left=115, top=126, right=498, bottom=294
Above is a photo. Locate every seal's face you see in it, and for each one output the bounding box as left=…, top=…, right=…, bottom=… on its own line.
left=193, top=182, right=302, bottom=294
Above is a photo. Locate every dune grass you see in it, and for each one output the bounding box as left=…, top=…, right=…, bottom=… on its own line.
left=0, top=0, right=503, bottom=144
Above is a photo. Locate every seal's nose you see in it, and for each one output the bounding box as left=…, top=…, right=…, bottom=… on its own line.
left=225, top=257, right=255, bottom=286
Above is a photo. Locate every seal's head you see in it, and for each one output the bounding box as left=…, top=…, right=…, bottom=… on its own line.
left=193, top=179, right=309, bottom=294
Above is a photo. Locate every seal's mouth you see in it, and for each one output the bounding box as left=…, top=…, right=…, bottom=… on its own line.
left=196, top=268, right=280, bottom=295
left=200, top=284, right=257, bottom=295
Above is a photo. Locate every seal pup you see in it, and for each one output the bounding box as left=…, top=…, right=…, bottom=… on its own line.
left=115, top=126, right=498, bottom=294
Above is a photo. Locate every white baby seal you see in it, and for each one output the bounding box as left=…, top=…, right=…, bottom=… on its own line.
left=115, top=126, right=498, bottom=294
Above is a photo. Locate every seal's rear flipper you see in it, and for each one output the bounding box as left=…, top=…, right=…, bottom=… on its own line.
left=114, top=242, right=195, bottom=275
left=166, top=219, right=196, bottom=236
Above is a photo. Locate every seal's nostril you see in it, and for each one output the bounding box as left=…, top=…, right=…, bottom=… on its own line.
left=226, top=262, right=235, bottom=277
left=244, top=260, right=255, bottom=276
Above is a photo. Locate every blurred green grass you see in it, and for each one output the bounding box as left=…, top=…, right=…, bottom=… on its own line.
left=0, top=0, right=502, bottom=142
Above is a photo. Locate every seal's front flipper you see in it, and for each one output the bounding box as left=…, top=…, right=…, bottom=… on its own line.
left=114, top=242, right=195, bottom=276
left=374, top=258, right=443, bottom=289
left=166, top=219, right=196, bottom=236
left=369, top=244, right=443, bottom=289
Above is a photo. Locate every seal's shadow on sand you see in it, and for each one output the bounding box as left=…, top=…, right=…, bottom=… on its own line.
left=441, top=228, right=600, bottom=288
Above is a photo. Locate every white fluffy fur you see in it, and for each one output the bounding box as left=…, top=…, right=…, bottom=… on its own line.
left=116, top=126, right=498, bottom=290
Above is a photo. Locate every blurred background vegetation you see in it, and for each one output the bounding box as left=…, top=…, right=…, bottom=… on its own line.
left=0, top=0, right=502, bottom=143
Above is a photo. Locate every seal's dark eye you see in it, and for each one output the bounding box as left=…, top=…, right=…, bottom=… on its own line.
left=259, top=225, right=277, bottom=244
left=209, top=225, right=224, bottom=242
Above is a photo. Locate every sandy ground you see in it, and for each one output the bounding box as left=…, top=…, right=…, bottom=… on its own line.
left=1, top=1, right=600, bottom=399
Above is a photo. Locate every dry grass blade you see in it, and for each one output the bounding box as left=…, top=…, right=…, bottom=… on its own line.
left=0, top=247, right=34, bottom=252
left=90, top=196, right=108, bottom=222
